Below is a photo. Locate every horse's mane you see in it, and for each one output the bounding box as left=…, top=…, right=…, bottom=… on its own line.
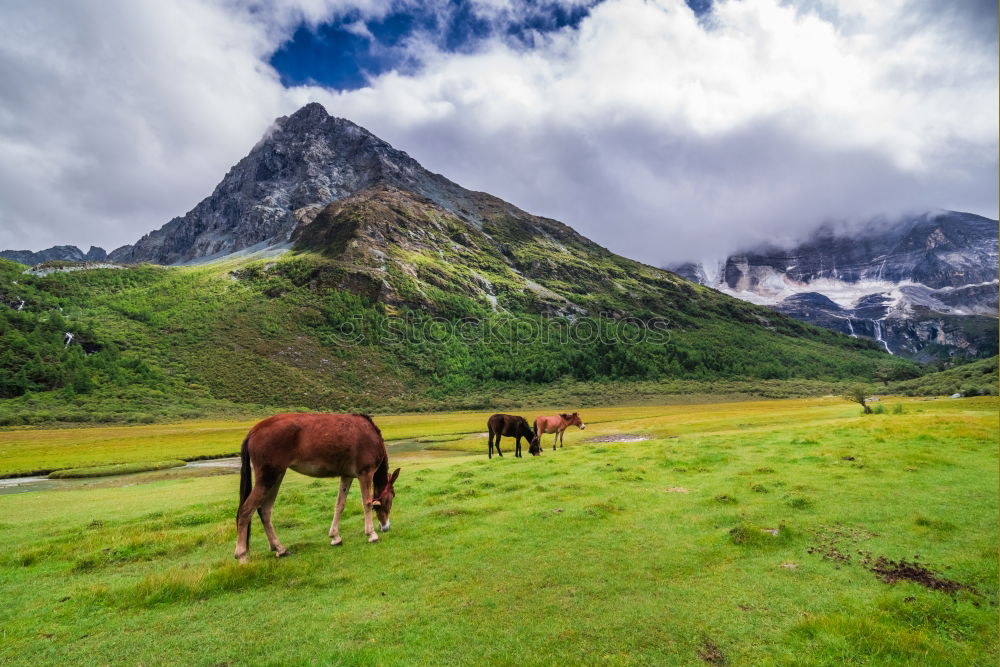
left=373, top=455, right=390, bottom=494
left=560, top=413, right=571, bottom=419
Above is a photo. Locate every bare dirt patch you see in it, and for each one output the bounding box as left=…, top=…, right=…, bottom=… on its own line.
left=665, top=487, right=689, bottom=493
left=698, top=636, right=727, bottom=665
left=860, top=553, right=971, bottom=596
left=808, top=540, right=981, bottom=598
left=584, top=433, right=650, bottom=443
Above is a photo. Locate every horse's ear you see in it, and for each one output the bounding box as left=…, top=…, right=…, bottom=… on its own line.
left=389, top=468, right=400, bottom=484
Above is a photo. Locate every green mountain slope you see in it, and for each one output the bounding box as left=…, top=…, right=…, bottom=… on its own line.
left=1, top=197, right=917, bottom=425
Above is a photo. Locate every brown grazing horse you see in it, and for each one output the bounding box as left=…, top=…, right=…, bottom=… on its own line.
left=487, top=413, right=540, bottom=458
left=532, top=412, right=586, bottom=451
left=234, top=413, right=400, bottom=563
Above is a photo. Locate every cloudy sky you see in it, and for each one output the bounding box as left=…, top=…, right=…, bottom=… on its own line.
left=0, top=0, right=996, bottom=265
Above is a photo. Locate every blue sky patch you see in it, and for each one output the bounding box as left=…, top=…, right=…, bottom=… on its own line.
left=269, top=1, right=601, bottom=91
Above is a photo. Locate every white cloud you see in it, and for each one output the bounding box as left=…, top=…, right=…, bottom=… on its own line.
left=0, top=0, right=995, bottom=264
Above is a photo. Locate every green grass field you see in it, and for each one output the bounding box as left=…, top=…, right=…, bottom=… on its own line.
left=1, top=396, right=996, bottom=664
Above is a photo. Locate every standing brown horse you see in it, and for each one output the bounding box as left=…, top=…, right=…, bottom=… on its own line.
left=234, top=413, right=400, bottom=563
left=532, top=412, right=586, bottom=451
left=487, top=413, right=540, bottom=458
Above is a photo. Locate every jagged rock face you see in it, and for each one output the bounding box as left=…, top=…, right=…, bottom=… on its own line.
left=0, top=245, right=107, bottom=265
left=667, top=211, right=999, bottom=360
left=108, top=103, right=476, bottom=265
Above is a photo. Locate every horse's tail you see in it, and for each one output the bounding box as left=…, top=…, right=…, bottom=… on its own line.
left=238, top=435, right=252, bottom=541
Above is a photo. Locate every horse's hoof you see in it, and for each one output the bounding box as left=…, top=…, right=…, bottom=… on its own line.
left=330, top=537, right=343, bottom=547
left=275, top=549, right=291, bottom=558
left=368, top=534, right=380, bottom=543
left=235, top=554, right=248, bottom=564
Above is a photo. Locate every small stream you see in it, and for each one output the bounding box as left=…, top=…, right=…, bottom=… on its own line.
left=0, top=457, right=241, bottom=495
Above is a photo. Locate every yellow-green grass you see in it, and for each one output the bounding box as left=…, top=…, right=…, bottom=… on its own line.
left=0, top=396, right=996, bottom=664
left=0, top=421, right=256, bottom=477
left=0, top=397, right=991, bottom=476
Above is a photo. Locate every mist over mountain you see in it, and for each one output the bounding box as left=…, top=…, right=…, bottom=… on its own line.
left=668, top=212, right=999, bottom=361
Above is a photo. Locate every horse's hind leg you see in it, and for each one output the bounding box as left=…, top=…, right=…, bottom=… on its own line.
left=257, top=469, right=288, bottom=557
left=235, top=482, right=269, bottom=563
left=329, top=476, right=353, bottom=546
left=488, top=431, right=494, bottom=459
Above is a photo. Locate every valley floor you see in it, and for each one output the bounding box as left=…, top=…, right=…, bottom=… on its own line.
left=0, top=396, right=996, bottom=665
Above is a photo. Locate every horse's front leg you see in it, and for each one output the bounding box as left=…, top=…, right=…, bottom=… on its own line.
left=329, top=476, right=352, bottom=546
left=515, top=436, right=522, bottom=457
left=359, top=471, right=379, bottom=543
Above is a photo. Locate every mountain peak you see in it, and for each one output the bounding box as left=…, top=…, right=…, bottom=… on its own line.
left=279, top=102, right=341, bottom=133
left=107, top=107, right=472, bottom=265
left=289, top=101, right=328, bottom=120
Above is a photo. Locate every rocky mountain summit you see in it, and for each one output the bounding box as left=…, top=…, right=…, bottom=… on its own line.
left=106, top=103, right=486, bottom=265
left=0, top=245, right=107, bottom=266
left=669, top=211, right=998, bottom=360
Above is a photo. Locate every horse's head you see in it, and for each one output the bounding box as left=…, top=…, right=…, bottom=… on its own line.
left=564, top=412, right=586, bottom=430
left=371, top=467, right=400, bottom=531
left=525, top=419, right=542, bottom=456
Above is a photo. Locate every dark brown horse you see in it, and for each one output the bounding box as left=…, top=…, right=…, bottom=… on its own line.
left=234, top=413, right=400, bottom=563
left=487, top=413, right=539, bottom=458
left=532, top=412, right=586, bottom=450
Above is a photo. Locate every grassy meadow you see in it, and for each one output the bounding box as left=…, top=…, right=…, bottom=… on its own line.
left=0, top=396, right=996, bottom=665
